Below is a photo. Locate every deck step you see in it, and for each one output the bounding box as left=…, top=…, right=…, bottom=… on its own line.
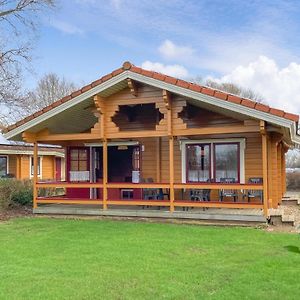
left=282, top=198, right=300, bottom=206
left=33, top=205, right=266, bottom=223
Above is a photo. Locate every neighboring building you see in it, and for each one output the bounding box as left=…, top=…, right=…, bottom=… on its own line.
left=0, top=134, right=65, bottom=180
left=2, top=61, right=300, bottom=220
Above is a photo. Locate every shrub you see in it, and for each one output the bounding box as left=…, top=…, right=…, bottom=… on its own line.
left=11, top=180, right=33, bottom=206
left=0, top=179, right=33, bottom=210
left=286, top=172, right=300, bottom=191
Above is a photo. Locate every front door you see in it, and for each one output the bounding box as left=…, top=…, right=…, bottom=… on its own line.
left=92, top=145, right=141, bottom=200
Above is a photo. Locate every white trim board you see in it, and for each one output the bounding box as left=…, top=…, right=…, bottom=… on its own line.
left=4, top=70, right=300, bottom=145
left=180, top=138, right=246, bottom=184
left=0, top=149, right=64, bottom=157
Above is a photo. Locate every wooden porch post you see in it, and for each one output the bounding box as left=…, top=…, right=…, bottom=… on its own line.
left=260, top=121, right=269, bottom=217
left=163, top=89, right=175, bottom=212
left=103, top=139, right=108, bottom=210
left=33, top=142, right=38, bottom=209
left=169, top=136, right=175, bottom=212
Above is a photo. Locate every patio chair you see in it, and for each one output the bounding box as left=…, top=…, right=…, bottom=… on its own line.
left=243, top=177, right=263, bottom=203
left=142, top=178, right=160, bottom=200
left=219, top=177, right=238, bottom=202
left=189, top=189, right=211, bottom=202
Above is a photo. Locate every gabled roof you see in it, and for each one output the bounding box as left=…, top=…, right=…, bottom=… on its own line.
left=3, top=61, right=300, bottom=145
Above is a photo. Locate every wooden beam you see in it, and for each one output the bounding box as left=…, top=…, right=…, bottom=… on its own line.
left=174, top=124, right=260, bottom=136
left=156, top=137, right=161, bottom=182
left=103, top=139, right=108, bottom=210
left=174, top=202, right=264, bottom=209
left=37, top=199, right=103, bottom=205
left=33, top=142, right=38, bottom=209
left=37, top=182, right=103, bottom=188
left=127, top=78, right=138, bottom=96
left=94, top=95, right=105, bottom=139
left=107, top=183, right=170, bottom=189
left=261, top=121, right=269, bottom=217
left=107, top=130, right=167, bottom=139
left=32, top=132, right=101, bottom=142
left=174, top=183, right=263, bottom=190
left=16, top=155, right=21, bottom=179
left=163, top=90, right=172, bottom=135
left=169, top=136, right=175, bottom=212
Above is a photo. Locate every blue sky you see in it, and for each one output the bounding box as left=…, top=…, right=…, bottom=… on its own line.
left=30, top=0, right=300, bottom=113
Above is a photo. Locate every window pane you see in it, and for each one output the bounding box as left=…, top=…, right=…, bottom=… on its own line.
left=70, top=149, right=79, bottom=160
left=79, top=150, right=87, bottom=160
left=70, top=161, right=79, bottom=171
left=0, top=157, right=7, bottom=176
left=79, top=160, right=88, bottom=171
left=214, top=144, right=239, bottom=182
left=186, top=144, right=210, bottom=182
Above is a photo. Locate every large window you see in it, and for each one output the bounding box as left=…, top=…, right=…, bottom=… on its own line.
left=184, top=140, right=242, bottom=183
left=0, top=156, right=8, bottom=177
left=186, top=144, right=210, bottom=182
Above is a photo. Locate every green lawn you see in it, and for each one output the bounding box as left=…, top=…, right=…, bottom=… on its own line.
left=0, top=218, right=299, bottom=300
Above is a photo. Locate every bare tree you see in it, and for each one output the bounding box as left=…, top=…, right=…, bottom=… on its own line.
left=24, top=72, right=78, bottom=113
left=0, top=0, right=55, bottom=124
left=286, top=149, right=300, bottom=168
left=192, top=77, right=264, bottom=102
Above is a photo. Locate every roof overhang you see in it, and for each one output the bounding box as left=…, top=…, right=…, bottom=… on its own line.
left=4, top=70, right=300, bottom=146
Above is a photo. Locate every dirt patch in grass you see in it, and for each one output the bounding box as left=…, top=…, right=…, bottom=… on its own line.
left=0, top=206, right=32, bottom=221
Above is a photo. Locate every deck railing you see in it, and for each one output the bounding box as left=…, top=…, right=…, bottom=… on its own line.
left=35, top=181, right=264, bottom=210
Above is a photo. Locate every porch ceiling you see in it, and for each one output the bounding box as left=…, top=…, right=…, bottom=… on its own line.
left=9, top=80, right=128, bottom=141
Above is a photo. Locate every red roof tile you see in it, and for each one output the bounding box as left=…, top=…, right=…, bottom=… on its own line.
left=3, top=61, right=298, bottom=134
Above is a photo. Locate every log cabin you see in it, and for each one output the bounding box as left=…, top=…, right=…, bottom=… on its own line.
left=0, top=134, right=64, bottom=180
left=3, top=62, right=300, bottom=221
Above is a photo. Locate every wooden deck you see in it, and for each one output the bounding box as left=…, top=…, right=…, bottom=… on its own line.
left=33, top=204, right=266, bottom=223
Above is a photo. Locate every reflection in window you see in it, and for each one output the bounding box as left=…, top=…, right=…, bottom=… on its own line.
left=186, top=144, right=210, bottom=182
left=0, top=156, right=8, bottom=177
left=214, top=143, right=239, bottom=182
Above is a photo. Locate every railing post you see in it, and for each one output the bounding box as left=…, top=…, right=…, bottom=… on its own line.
left=33, top=141, right=38, bottom=209
left=103, top=139, right=108, bottom=210
left=260, top=121, right=269, bottom=217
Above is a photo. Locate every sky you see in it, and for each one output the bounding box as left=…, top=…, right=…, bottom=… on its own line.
left=29, top=0, right=300, bottom=114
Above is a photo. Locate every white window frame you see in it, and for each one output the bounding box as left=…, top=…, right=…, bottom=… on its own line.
left=29, top=156, right=43, bottom=178
left=0, top=155, right=9, bottom=176
left=180, top=138, right=245, bottom=184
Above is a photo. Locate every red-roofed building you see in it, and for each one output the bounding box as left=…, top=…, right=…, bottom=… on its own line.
left=3, top=62, right=300, bottom=221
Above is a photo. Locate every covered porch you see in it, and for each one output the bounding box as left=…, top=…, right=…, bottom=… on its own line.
left=4, top=62, right=297, bottom=220
left=31, top=131, right=267, bottom=216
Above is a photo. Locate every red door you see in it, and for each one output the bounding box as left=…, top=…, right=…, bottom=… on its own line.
left=55, top=157, right=61, bottom=181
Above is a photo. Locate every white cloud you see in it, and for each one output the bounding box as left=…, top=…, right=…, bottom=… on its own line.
left=209, top=56, right=300, bottom=114
left=159, top=40, right=195, bottom=60
left=50, top=20, right=84, bottom=35
left=141, top=61, right=189, bottom=78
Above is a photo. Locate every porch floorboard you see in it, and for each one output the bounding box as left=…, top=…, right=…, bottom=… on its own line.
left=33, top=204, right=266, bottom=223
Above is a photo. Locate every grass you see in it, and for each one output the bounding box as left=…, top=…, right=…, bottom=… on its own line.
left=0, top=218, right=299, bottom=300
